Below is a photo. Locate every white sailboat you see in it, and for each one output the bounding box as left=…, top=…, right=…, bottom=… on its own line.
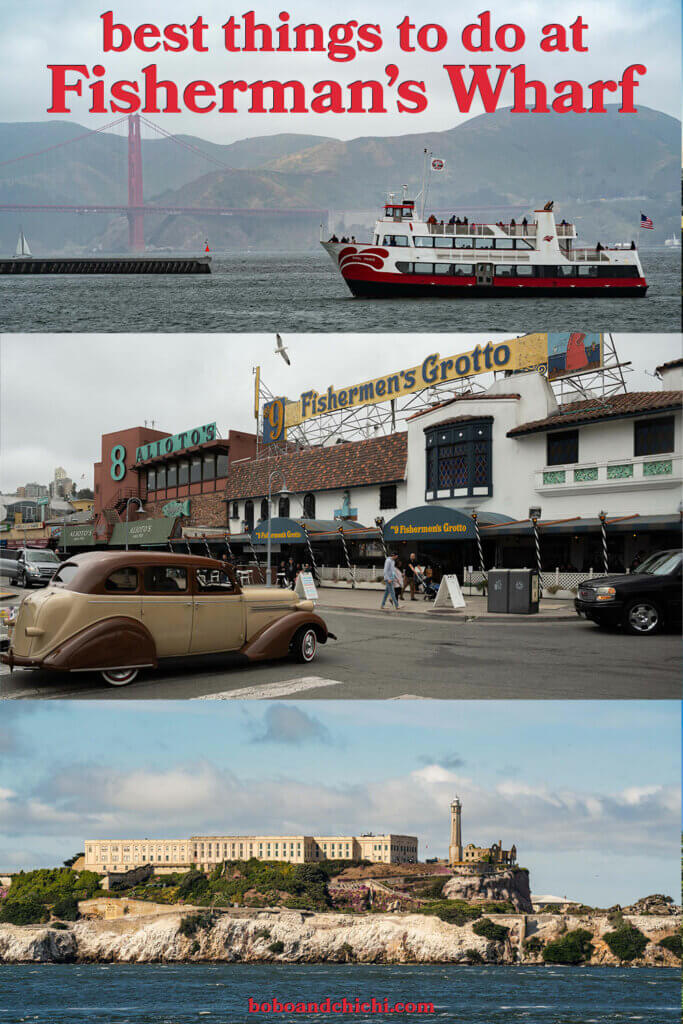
left=664, top=232, right=680, bottom=248
left=14, top=228, right=32, bottom=258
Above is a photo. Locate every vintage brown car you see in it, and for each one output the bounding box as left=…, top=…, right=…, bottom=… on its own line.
left=1, top=551, right=336, bottom=686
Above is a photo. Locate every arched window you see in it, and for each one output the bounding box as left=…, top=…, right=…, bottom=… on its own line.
left=260, top=498, right=269, bottom=521
left=302, top=492, right=316, bottom=519
left=278, top=496, right=290, bottom=518
left=244, top=500, right=254, bottom=530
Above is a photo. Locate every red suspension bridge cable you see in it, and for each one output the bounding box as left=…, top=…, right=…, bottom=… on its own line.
left=0, top=116, right=130, bottom=169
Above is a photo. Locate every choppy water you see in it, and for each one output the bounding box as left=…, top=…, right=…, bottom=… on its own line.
left=0, top=249, right=679, bottom=333
left=0, top=964, right=679, bottom=1023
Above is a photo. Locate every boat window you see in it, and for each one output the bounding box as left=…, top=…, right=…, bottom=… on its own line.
left=454, top=238, right=472, bottom=249
left=494, top=264, right=515, bottom=276
left=396, top=262, right=413, bottom=273
left=195, top=568, right=236, bottom=593
left=495, top=238, right=515, bottom=250
left=515, top=239, right=534, bottom=249
left=144, top=566, right=188, bottom=593
left=453, top=264, right=475, bottom=276
left=105, top=567, right=139, bottom=592
left=536, top=266, right=558, bottom=278
left=414, top=237, right=435, bottom=247
left=474, top=237, right=494, bottom=249
left=434, top=236, right=454, bottom=249
left=178, top=460, right=189, bottom=486
left=577, top=265, right=599, bottom=277
left=415, top=263, right=434, bottom=274
left=433, top=263, right=451, bottom=275
left=556, top=265, right=575, bottom=277
left=516, top=265, right=534, bottom=276
left=166, top=462, right=178, bottom=487
left=381, top=234, right=409, bottom=246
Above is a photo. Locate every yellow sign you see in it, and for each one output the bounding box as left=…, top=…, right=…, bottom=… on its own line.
left=284, top=334, right=551, bottom=429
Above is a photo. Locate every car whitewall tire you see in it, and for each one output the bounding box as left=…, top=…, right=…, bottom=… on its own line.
left=100, top=668, right=139, bottom=686
left=293, top=627, right=317, bottom=663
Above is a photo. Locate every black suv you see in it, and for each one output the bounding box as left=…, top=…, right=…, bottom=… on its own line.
left=575, top=549, right=682, bottom=635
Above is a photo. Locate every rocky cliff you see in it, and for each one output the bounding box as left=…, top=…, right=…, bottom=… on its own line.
left=443, top=868, right=532, bottom=913
left=0, top=909, right=679, bottom=967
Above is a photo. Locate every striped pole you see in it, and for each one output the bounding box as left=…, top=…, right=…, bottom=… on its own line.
left=248, top=537, right=264, bottom=583
left=531, top=516, right=542, bottom=581
left=599, top=511, right=608, bottom=574
left=302, top=524, right=319, bottom=582
left=202, top=535, right=212, bottom=558
left=338, top=525, right=356, bottom=588
left=375, top=517, right=389, bottom=559
left=224, top=531, right=234, bottom=561
left=471, top=511, right=485, bottom=573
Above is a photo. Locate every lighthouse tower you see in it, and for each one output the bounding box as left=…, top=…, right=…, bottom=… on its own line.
left=449, top=796, right=463, bottom=864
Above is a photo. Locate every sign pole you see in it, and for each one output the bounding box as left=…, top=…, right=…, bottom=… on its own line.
left=471, top=511, right=485, bottom=574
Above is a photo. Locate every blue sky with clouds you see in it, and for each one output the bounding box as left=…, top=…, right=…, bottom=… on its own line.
left=0, top=1, right=679, bottom=141
left=1, top=699, right=679, bottom=907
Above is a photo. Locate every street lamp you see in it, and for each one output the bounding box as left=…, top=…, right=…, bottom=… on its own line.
left=266, top=469, right=289, bottom=588
left=124, top=496, right=144, bottom=552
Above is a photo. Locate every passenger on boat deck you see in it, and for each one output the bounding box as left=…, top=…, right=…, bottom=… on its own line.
left=329, top=234, right=339, bottom=242
left=560, top=219, right=568, bottom=226
left=427, top=214, right=438, bottom=225
left=448, top=215, right=457, bottom=225
left=522, top=217, right=528, bottom=228
left=596, top=241, right=603, bottom=251
left=631, top=240, right=636, bottom=249
left=462, top=216, right=468, bottom=225
left=341, top=236, right=349, bottom=242
left=351, top=236, right=356, bottom=243
left=510, top=218, right=516, bottom=228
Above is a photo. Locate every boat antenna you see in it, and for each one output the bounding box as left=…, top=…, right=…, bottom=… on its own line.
left=419, top=148, right=431, bottom=221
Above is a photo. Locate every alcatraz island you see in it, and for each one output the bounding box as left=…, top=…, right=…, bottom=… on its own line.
left=0, top=798, right=679, bottom=967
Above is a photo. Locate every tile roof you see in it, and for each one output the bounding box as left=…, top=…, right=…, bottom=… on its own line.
left=422, top=415, right=494, bottom=431
left=508, top=391, right=682, bottom=436
left=407, top=393, right=521, bottom=421
left=226, top=433, right=407, bottom=499
left=656, top=358, right=683, bottom=373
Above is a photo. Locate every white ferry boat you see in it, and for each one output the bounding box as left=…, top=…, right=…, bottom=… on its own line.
left=321, top=193, right=647, bottom=299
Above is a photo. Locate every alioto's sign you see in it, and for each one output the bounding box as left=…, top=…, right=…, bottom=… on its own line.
left=135, top=423, right=217, bottom=463
left=262, top=334, right=602, bottom=442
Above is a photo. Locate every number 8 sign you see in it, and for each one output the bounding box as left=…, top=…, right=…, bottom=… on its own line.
left=263, top=398, right=286, bottom=444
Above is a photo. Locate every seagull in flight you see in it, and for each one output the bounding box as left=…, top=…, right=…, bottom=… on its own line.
left=275, top=333, right=290, bottom=366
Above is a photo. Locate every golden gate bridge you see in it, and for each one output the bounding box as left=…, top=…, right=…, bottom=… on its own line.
left=0, top=114, right=328, bottom=251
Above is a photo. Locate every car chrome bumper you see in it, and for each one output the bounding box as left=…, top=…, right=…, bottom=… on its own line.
left=0, top=649, right=45, bottom=671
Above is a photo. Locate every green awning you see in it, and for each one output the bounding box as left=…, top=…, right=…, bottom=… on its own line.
left=60, top=524, right=96, bottom=547
left=251, top=518, right=308, bottom=545
left=383, top=506, right=477, bottom=541
left=109, top=517, right=177, bottom=547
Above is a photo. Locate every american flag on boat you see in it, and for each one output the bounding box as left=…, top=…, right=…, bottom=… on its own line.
left=640, top=213, right=654, bottom=229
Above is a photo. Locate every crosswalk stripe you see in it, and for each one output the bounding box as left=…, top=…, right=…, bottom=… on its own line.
left=194, top=676, right=344, bottom=700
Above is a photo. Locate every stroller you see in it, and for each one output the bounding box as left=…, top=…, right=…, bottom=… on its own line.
left=415, top=568, right=438, bottom=601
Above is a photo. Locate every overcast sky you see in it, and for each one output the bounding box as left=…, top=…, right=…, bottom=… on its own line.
left=0, top=699, right=679, bottom=905
left=0, top=332, right=680, bottom=492
left=0, top=1, right=679, bottom=142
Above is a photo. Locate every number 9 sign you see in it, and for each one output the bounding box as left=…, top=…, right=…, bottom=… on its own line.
left=263, top=399, right=286, bottom=444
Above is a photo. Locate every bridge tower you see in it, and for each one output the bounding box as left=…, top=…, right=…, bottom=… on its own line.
left=127, top=114, right=144, bottom=251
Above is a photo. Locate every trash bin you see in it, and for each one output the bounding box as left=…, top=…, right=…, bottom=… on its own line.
left=508, top=569, right=540, bottom=614
left=487, top=569, right=510, bottom=613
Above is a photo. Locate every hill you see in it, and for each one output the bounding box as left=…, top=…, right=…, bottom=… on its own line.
left=0, top=106, right=678, bottom=252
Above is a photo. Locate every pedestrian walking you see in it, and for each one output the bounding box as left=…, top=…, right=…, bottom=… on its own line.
left=381, top=552, right=400, bottom=610
left=394, top=560, right=405, bottom=603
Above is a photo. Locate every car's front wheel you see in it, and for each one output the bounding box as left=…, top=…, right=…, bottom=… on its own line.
left=17, top=571, right=29, bottom=589
left=292, top=626, right=318, bottom=663
left=100, top=668, right=139, bottom=686
left=624, top=599, right=662, bottom=636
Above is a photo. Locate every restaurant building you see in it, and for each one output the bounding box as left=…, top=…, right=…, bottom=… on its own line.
left=66, top=358, right=681, bottom=580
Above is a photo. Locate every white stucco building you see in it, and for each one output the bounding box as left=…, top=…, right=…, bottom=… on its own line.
left=224, top=358, right=682, bottom=577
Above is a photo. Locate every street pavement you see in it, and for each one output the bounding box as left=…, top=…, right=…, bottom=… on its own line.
left=1, top=584, right=679, bottom=700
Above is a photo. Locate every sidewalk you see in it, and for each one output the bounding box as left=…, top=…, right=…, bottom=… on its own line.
left=316, top=586, right=576, bottom=620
